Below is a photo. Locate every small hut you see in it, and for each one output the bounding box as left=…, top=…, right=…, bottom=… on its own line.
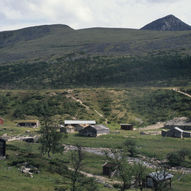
left=79, top=124, right=109, bottom=137
left=0, top=138, right=6, bottom=157
left=146, top=171, right=173, bottom=189
left=17, top=120, right=40, bottom=128
left=120, top=124, right=134, bottom=130
left=0, top=118, right=4, bottom=125
left=103, top=162, right=117, bottom=177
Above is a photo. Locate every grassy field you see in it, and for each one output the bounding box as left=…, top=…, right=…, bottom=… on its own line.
left=0, top=132, right=191, bottom=191
left=0, top=87, right=191, bottom=190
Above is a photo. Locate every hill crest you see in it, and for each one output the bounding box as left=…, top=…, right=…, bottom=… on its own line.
left=141, top=15, right=191, bottom=31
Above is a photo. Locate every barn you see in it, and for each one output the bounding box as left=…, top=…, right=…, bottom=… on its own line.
left=79, top=124, right=109, bottom=137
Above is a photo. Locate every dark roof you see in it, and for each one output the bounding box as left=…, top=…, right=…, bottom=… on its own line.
left=103, top=162, right=117, bottom=168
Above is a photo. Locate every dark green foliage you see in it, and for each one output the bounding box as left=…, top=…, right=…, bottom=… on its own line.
left=0, top=53, right=191, bottom=89
left=39, top=118, right=64, bottom=157
left=123, top=139, right=138, bottom=157
left=129, top=89, right=191, bottom=124
left=0, top=91, right=87, bottom=120
left=167, top=149, right=190, bottom=166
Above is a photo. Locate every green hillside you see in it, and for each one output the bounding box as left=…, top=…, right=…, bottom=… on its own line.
left=0, top=53, right=191, bottom=89
left=1, top=25, right=191, bottom=88
left=1, top=25, right=191, bottom=64
left=1, top=88, right=191, bottom=126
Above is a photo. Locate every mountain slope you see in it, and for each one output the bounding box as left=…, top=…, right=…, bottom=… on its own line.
left=1, top=25, right=191, bottom=63
left=141, top=15, right=191, bottom=31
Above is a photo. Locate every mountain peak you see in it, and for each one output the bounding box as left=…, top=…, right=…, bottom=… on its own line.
left=141, top=15, right=191, bottom=31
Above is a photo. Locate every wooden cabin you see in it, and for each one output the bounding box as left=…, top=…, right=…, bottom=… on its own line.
left=146, top=171, right=173, bottom=189
left=0, top=138, right=6, bottom=157
left=120, top=124, right=134, bottom=130
left=79, top=124, right=109, bottom=137
left=17, top=120, right=40, bottom=128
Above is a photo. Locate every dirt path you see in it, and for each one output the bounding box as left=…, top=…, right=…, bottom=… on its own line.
left=141, top=122, right=165, bottom=130
left=64, top=145, right=191, bottom=174
left=171, top=88, right=191, bottom=99
left=68, top=167, right=120, bottom=188
left=66, top=90, right=107, bottom=122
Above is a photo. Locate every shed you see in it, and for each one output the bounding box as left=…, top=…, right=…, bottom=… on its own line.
left=79, top=124, right=109, bottom=137
left=120, top=124, right=134, bottom=130
left=17, top=120, right=40, bottom=128
left=0, top=138, right=6, bottom=157
left=103, top=162, right=117, bottom=177
left=0, top=118, right=4, bottom=125
left=146, top=171, right=173, bottom=189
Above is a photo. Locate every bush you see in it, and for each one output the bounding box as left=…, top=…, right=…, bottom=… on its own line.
left=123, top=139, right=138, bottom=157
left=167, top=149, right=190, bottom=166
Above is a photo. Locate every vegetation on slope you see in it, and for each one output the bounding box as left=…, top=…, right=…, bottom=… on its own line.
left=1, top=88, right=191, bottom=126
left=0, top=53, right=191, bottom=89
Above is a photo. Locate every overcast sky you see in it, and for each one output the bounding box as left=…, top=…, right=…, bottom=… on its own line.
left=0, top=0, right=191, bottom=31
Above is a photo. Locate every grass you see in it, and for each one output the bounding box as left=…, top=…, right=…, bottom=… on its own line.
left=1, top=26, right=191, bottom=64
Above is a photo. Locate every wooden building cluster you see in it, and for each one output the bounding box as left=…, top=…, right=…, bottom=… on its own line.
left=79, top=124, right=110, bottom=137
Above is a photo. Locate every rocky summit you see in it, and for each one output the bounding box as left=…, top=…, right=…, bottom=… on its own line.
left=141, top=14, right=191, bottom=31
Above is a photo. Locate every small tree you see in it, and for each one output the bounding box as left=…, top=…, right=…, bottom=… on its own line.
left=167, top=148, right=190, bottom=166
left=70, top=145, right=84, bottom=191
left=105, top=148, right=135, bottom=191
left=134, top=162, right=147, bottom=191
left=124, top=139, right=138, bottom=157
left=152, top=166, right=172, bottom=191
left=39, top=118, right=63, bottom=157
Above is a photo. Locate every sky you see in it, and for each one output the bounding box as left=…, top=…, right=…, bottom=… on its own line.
left=0, top=0, right=191, bottom=31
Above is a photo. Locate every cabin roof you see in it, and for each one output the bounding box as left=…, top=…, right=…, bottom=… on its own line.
left=16, top=120, right=39, bottom=123
left=64, top=120, right=96, bottom=125
left=174, top=127, right=184, bottom=132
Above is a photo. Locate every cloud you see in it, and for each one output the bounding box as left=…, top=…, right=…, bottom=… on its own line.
left=0, top=0, right=191, bottom=31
